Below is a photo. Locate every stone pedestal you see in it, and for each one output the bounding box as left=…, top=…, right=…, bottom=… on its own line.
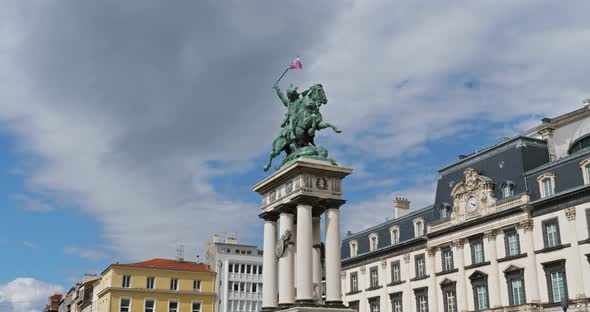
left=254, top=158, right=352, bottom=312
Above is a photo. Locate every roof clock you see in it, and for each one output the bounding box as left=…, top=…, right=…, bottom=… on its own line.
left=450, top=168, right=497, bottom=223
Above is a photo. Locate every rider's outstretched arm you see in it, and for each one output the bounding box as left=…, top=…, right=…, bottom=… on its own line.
left=274, top=84, right=290, bottom=107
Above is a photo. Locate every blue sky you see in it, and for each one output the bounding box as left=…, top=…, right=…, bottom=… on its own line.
left=1, top=1, right=590, bottom=311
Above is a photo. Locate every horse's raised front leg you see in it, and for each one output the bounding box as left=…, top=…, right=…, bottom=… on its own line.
left=264, top=151, right=276, bottom=172
left=318, top=121, right=342, bottom=133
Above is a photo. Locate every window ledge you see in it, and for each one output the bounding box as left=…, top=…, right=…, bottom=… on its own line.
left=346, top=290, right=362, bottom=296
left=498, top=253, right=528, bottom=263
left=409, top=275, right=429, bottom=282
left=387, top=281, right=406, bottom=287
left=534, top=243, right=571, bottom=254
left=435, top=268, right=458, bottom=276
left=579, top=238, right=590, bottom=245
left=465, top=261, right=490, bottom=270
left=366, top=285, right=383, bottom=291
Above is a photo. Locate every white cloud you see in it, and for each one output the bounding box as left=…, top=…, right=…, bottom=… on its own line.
left=0, top=1, right=589, bottom=261
left=0, top=278, right=63, bottom=312
left=13, top=194, right=52, bottom=212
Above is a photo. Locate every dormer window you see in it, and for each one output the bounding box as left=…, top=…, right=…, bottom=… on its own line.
left=390, top=226, right=400, bottom=245
left=413, top=218, right=425, bottom=237
left=440, top=203, right=451, bottom=219
left=580, top=159, right=590, bottom=185
left=349, top=240, right=358, bottom=257
left=501, top=181, right=515, bottom=198
left=369, top=233, right=379, bottom=251
left=537, top=173, right=556, bottom=198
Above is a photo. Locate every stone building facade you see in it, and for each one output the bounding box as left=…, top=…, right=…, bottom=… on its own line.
left=341, top=101, right=590, bottom=312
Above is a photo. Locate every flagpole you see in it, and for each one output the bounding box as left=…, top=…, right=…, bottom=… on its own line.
left=275, top=68, right=289, bottom=85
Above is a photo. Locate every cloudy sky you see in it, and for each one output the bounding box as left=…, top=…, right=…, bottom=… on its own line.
left=1, top=1, right=590, bottom=311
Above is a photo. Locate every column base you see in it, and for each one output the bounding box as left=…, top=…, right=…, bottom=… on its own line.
left=278, top=303, right=295, bottom=310
left=295, top=299, right=316, bottom=307
left=261, top=307, right=277, bottom=312
left=324, top=300, right=346, bottom=308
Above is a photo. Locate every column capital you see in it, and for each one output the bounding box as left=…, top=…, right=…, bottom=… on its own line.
left=259, top=211, right=280, bottom=222
left=426, top=247, right=437, bottom=256
left=380, top=259, right=387, bottom=269
left=452, top=239, right=465, bottom=249
left=565, top=207, right=577, bottom=221
left=360, top=265, right=366, bottom=274
left=276, top=203, right=297, bottom=215
left=292, top=194, right=321, bottom=207
left=519, top=219, right=534, bottom=232
left=403, top=254, right=411, bottom=264
left=484, top=230, right=498, bottom=240
left=320, top=198, right=347, bottom=209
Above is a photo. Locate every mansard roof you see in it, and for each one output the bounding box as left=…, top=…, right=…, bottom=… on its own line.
left=341, top=205, right=434, bottom=262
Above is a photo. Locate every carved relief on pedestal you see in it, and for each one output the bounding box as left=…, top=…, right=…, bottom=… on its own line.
left=565, top=207, right=577, bottom=221
left=450, top=168, right=497, bottom=224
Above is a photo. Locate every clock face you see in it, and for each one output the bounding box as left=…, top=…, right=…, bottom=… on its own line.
left=467, top=196, right=478, bottom=211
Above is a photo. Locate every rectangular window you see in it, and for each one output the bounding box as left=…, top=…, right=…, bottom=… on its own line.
left=369, top=298, right=380, bottom=312
left=551, top=272, right=566, bottom=303
left=192, top=302, right=201, bottom=312
left=417, top=295, right=428, bottom=312
left=233, top=282, right=239, bottom=292
left=369, top=266, right=379, bottom=288
left=258, top=265, right=263, bottom=275
left=391, top=293, right=402, bottom=312
left=120, top=298, right=131, bottom=312
left=246, top=265, right=251, bottom=274
left=122, top=276, right=131, bottom=288
left=505, top=230, right=520, bottom=256
left=240, top=282, right=245, bottom=292
left=169, top=301, right=178, bottom=312
left=349, top=301, right=359, bottom=312
left=170, top=278, right=178, bottom=291
left=391, top=262, right=401, bottom=283
left=471, top=240, right=485, bottom=264
left=441, top=247, right=454, bottom=271
left=511, top=279, right=525, bottom=305
left=241, top=264, right=246, bottom=273
left=415, top=255, right=426, bottom=277
left=586, top=209, right=590, bottom=236
left=476, top=286, right=489, bottom=310
left=193, top=280, right=201, bottom=291
left=146, top=277, right=155, bottom=289
left=229, top=263, right=233, bottom=273
left=444, top=290, right=456, bottom=312
left=145, top=299, right=155, bottom=312
left=542, top=219, right=561, bottom=248
left=542, top=178, right=554, bottom=197
left=350, top=272, right=359, bottom=292
left=252, top=283, right=257, bottom=293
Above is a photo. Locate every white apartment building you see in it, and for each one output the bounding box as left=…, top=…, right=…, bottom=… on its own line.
left=341, top=100, right=590, bottom=312
left=206, top=235, right=264, bottom=312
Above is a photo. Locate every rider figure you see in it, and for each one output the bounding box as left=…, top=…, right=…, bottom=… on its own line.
left=273, top=84, right=300, bottom=142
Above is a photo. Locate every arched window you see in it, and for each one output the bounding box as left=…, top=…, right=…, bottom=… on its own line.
left=368, top=233, right=379, bottom=251
left=390, top=226, right=400, bottom=245
left=349, top=240, right=358, bottom=257
left=440, top=203, right=451, bottom=219
left=501, top=181, right=515, bottom=198
left=537, top=173, right=556, bottom=198
left=580, top=159, right=590, bottom=185
left=413, top=218, right=425, bottom=237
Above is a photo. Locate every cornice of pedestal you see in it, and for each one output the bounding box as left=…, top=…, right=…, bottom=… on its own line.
left=259, top=210, right=280, bottom=222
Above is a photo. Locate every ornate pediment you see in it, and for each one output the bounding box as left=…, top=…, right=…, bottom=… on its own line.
left=449, top=168, right=496, bottom=224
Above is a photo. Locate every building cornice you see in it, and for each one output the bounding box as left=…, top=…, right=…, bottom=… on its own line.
left=97, top=287, right=216, bottom=298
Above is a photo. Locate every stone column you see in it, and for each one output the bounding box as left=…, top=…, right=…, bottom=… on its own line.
left=325, top=201, right=345, bottom=305
left=261, top=213, right=278, bottom=311
left=452, top=239, right=467, bottom=312
left=426, top=247, right=439, bottom=312
left=520, top=219, right=540, bottom=303
left=296, top=203, right=314, bottom=303
left=312, top=216, right=322, bottom=302
left=403, top=254, right=412, bottom=312
left=279, top=211, right=296, bottom=305
left=539, top=127, right=556, bottom=161
left=485, top=230, right=501, bottom=307
left=565, top=208, right=586, bottom=299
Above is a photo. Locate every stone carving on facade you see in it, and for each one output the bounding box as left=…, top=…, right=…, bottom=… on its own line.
left=380, top=260, right=387, bottom=269
left=484, top=230, right=497, bottom=240
left=519, top=219, right=534, bottom=232
left=360, top=266, right=366, bottom=274
left=450, top=168, right=497, bottom=224
left=316, top=177, right=329, bottom=190
left=452, top=239, right=465, bottom=249
left=403, top=254, right=411, bottom=264
left=426, top=247, right=437, bottom=256
left=565, top=207, right=577, bottom=221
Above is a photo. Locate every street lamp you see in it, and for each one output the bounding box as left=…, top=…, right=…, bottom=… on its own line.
left=561, top=296, right=569, bottom=312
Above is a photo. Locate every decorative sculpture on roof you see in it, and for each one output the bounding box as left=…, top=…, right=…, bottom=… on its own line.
left=263, top=83, right=341, bottom=171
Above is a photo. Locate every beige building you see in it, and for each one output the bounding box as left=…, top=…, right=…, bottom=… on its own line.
left=341, top=101, right=590, bottom=312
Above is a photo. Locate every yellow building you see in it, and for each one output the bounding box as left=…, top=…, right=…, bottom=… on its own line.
left=95, top=258, right=216, bottom=312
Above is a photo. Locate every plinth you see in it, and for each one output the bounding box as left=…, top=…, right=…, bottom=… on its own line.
left=253, top=158, right=354, bottom=312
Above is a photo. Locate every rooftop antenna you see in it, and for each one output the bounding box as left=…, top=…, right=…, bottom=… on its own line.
left=176, top=244, right=185, bottom=262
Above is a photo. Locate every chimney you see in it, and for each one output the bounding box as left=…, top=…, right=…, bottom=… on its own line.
left=393, top=197, right=410, bottom=218
left=584, top=99, right=590, bottom=108
left=345, top=230, right=352, bottom=237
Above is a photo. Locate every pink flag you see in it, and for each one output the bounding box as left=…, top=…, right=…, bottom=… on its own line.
left=288, top=57, right=303, bottom=69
